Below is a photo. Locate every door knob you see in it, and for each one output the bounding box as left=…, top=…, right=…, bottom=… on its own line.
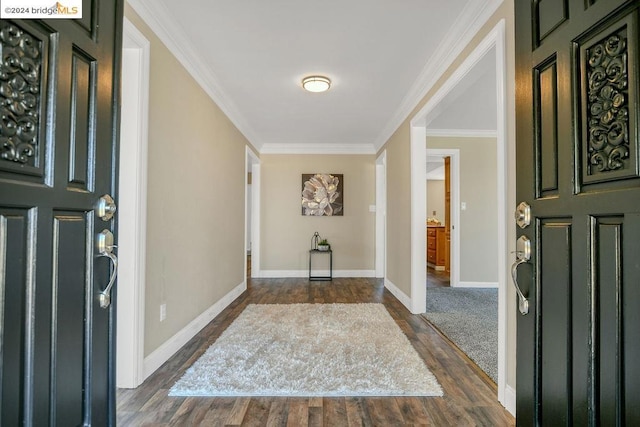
left=97, top=229, right=118, bottom=309
left=515, top=201, right=531, bottom=229
left=96, top=194, right=117, bottom=221
left=511, top=235, right=531, bottom=315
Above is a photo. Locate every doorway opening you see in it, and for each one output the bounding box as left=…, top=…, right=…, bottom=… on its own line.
left=245, top=147, right=260, bottom=280
left=426, top=149, right=460, bottom=287
left=409, top=20, right=509, bottom=409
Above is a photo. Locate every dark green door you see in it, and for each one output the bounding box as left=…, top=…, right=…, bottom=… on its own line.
left=515, top=0, right=640, bottom=425
left=0, top=1, right=123, bottom=425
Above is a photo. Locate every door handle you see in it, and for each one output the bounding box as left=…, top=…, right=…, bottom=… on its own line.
left=514, top=201, right=531, bottom=229
left=511, top=235, right=531, bottom=315
left=97, top=229, right=118, bottom=309
left=96, top=194, right=117, bottom=221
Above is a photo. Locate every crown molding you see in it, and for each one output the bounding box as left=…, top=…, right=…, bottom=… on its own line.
left=425, top=129, right=497, bottom=138
left=260, top=143, right=376, bottom=155
left=374, top=0, right=504, bottom=150
left=127, top=0, right=262, bottom=147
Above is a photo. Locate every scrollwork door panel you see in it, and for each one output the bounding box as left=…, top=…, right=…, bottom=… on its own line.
left=577, top=12, right=639, bottom=188
left=0, top=21, right=50, bottom=182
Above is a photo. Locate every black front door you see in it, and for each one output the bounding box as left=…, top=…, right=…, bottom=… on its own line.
left=515, top=0, right=640, bottom=425
left=0, top=2, right=123, bottom=425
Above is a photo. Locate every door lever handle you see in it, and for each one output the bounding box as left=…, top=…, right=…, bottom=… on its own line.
left=511, top=235, right=531, bottom=315
left=97, top=229, right=118, bottom=309
left=511, top=257, right=529, bottom=315
left=99, top=251, right=118, bottom=309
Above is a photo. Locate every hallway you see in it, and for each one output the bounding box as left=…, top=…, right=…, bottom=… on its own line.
left=117, top=278, right=513, bottom=425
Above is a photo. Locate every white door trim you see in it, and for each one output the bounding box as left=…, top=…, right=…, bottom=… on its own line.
left=409, top=19, right=512, bottom=413
left=375, top=151, right=387, bottom=278
left=425, top=148, right=460, bottom=288
left=494, top=19, right=510, bottom=413
left=116, top=18, right=150, bottom=389
left=246, top=147, right=261, bottom=278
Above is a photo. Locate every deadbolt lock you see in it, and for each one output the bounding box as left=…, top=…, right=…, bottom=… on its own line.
left=515, top=201, right=531, bottom=229
left=96, top=194, right=117, bottom=221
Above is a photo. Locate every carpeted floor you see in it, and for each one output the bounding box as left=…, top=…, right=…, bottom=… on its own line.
left=170, top=303, right=443, bottom=397
left=424, top=287, right=498, bottom=382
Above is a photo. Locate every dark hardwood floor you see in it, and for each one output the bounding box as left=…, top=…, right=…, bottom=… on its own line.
left=117, top=277, right=514, bottom=426
left=427, top=267, right=450, bottom=288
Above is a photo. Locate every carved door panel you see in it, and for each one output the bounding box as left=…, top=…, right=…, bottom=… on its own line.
left=515, top=0, right=640, bottom=425
left=0, top=2, right=123, bottom=425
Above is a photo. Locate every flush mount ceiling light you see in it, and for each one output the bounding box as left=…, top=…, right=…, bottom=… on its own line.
left=302, top=75, right=331, bottom=93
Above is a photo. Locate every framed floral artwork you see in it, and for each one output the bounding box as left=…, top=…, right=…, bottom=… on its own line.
left=301, top=173, right=344, bottom=216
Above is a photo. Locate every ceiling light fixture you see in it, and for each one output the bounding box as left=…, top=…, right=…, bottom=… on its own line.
left=302, top=75, right=331, bottom=93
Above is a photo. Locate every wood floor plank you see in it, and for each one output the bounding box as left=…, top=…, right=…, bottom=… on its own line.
left=225, top=397, right=251, bottom=426
left=265, top=398, right=289, bottom=427
left=323, top=397, right=348, bottom=425
left=120, top=410, right=171, bottom=427
left=345, top=397, right=373, bottom=427
left=139, top=389, right=184, bottom=414
left=242, top=397, right=271, bottom=426
left=307, top=406, right=323, bottom=427
left=116, top=277, right=514, bottom=426
left=285, top=398, right=308, bottom=427
left=422, top=396, right=475, bottom=426
left=396, top=396, right=431, bottom=425
left=308, top=397, right=323, bottom=408
left=365, top=397, right=405, bottom=426
left=201, top=398, right=235, bottom=426
left=168, top=397, right=213, bottom=426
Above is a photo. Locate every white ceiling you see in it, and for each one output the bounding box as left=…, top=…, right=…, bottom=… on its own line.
left=426, top=47, right=497, bottom=132
left=128, top=0, right=502, bottom=153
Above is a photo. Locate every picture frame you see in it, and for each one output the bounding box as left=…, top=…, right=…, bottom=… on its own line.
left=301, top=173, right=344, bottom=216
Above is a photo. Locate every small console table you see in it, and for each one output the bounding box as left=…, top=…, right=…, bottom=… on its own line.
left=308, top=249, right=333, bottom=281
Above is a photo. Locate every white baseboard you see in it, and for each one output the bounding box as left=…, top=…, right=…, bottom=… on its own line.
left=142, top=281, right=246, bottom=380
left=384, top=278, right=412, bottom=311
left=455, top=281, right=498, bottom=288
left=503, top=384, right=516, bottom=416
left=257, top=270, right=376, bottom=278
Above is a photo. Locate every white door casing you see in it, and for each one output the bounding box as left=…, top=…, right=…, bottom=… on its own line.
left=116, top=18, right=150, bottom=388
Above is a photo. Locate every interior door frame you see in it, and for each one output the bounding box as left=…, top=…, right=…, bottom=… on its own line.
left=425, top=148, right=460, bottom=287
left=246, top=147, right=260, bottom=278
left=375, top=150, right=387, bottom=278
left=116, top=18, right=150, bottom=388
left=409, top=19, right=511, bottom=411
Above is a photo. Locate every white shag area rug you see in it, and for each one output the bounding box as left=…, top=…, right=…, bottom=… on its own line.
left=169, top=303, right=443, bottom=397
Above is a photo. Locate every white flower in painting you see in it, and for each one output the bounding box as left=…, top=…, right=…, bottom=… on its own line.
left=301, top=174, right=342, bottom=216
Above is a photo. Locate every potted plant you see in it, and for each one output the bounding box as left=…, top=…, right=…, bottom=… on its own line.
left=318, top=239, right=331, bottom=251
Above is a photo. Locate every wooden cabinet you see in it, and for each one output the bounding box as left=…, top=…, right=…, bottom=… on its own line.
left=427, top=226, right=446, bottom=270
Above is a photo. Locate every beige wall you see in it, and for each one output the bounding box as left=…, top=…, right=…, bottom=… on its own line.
left=384, top=124, right=412, bottom=295
left=377, top=0, right=517, bottom=392
left=426, top=180, right=445, bottom=224
left=428, top=137, right=498, bottom=284
left=125, top=6, right=252, bottom=357
left=260, top=155, right=375, bottom=273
